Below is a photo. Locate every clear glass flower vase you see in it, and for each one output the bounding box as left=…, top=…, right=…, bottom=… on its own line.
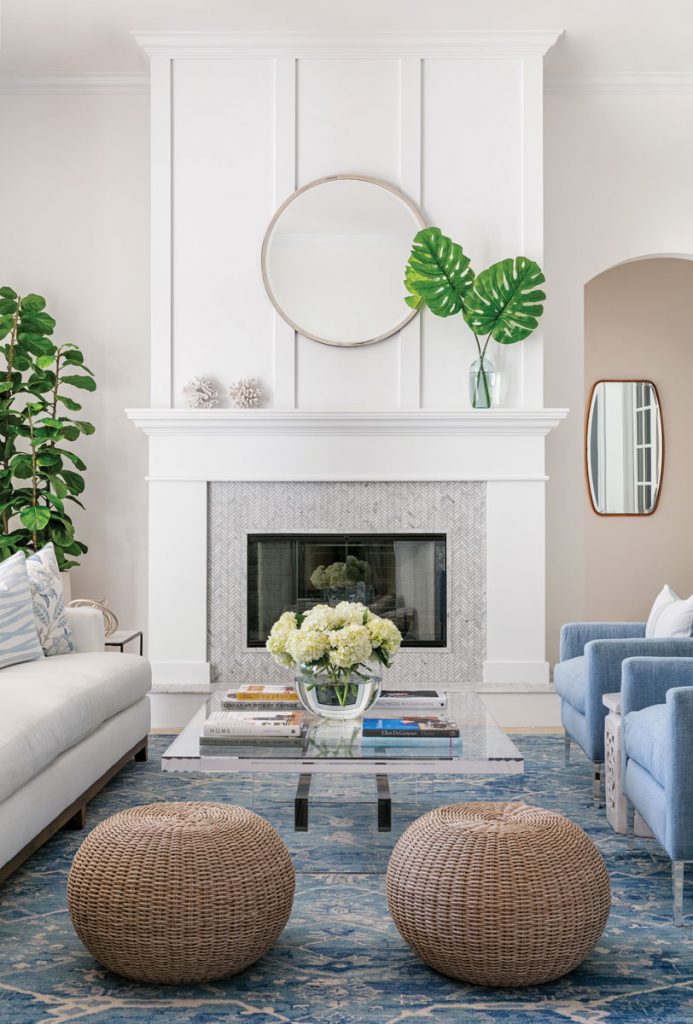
left=469, top=356, right=496, bottom=409
left=294, top=658, right=382, bottom=721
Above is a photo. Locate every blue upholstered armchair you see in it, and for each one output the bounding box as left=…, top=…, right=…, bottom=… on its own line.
left=555, top=623, right=693, bottom=803
left=621, top=657, right=693, bottom=925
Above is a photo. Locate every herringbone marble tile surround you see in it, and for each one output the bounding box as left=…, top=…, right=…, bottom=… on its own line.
left=208, top=481, right=486, bottom=687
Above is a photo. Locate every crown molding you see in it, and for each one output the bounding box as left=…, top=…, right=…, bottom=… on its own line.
left=126, top=408, right=569, bottom=439
left=0, top=73, right=149, bottom=95
left=132, top=29, right=563, bottom=60
left=545, top=71, right=693, bottom=96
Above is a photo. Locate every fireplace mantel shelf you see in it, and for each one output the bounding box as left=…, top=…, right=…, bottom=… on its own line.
left=126, top=408, right=568, bottom=438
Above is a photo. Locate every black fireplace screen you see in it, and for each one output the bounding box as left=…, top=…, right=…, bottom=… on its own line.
left=247, top=533, right=446, bottom=648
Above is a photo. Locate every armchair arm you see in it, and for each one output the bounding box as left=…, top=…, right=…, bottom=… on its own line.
left=66, top=606, right=105, bottom=652
left=622, top=657, right=693, bottom=717
left=666, top=686, right=693, bottom=860
left=560, top=622, right=645, bottom=662
left=585, top=638, right=693, bottom=735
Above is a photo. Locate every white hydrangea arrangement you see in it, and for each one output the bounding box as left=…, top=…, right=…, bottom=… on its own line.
left=266, top=601, right=402, bottom=706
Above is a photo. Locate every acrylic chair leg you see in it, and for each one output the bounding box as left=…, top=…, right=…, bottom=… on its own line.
left=625, top=798, right=636, bottom=850
left=593, top=763, right=603, bottom=808
left=673, top=862, right=684, bottom=927
left=564, top=731, right=571, bottom=766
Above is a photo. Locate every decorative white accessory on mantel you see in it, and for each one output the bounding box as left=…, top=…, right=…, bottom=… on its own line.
left=182, top=376, right=219, bottom=409
left=228, top=377, right=264, bottom=409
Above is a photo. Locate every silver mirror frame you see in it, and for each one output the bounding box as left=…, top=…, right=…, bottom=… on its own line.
left=261, top=174, right=426, bottom=348
left=585, top=379, right=665, bottom=516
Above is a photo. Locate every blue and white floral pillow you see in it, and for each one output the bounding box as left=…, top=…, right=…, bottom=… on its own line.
left=26, top=544, right=76, bottom=656
left=0, top=552, right=44, bottom=669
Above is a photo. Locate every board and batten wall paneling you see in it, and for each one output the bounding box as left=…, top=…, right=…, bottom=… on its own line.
left=150, top=35, right=554, bottom=412
left=172, top=59, right=276, bottom=406
left=421, top=59, right=525, bottom=410
left=295, top=58, right=402, bottom=411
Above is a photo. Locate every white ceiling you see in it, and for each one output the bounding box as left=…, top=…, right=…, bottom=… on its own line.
left=1, top=0, right=692, bottom=75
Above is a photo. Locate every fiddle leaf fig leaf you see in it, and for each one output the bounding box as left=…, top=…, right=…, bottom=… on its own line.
left=404, top=227, right=474, bottom=317
left=20, top=506, right=51, bottom=531
left=61, top=374, right=96, bottom=391
left=462, top=257, right=546, bottom=344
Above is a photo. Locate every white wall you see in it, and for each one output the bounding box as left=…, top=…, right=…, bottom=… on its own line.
left=2, top=59, right=693, bottom=683
left=0, top=94, right=150, bottom=631
left=544, top=90, right=693, bottom=663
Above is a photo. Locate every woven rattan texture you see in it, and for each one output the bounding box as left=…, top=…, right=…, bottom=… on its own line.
left=386, top=801, right=611, bottom=988
left=67, top=802, right=295, bottom=984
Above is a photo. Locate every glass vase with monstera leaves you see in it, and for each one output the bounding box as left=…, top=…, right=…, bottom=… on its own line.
left=404, top=227, right=546, bottom=409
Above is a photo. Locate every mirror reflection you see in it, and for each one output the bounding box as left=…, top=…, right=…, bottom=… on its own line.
left=587, top=381, right=663, bottom=515
left=262, top=176, right=425, bottom=347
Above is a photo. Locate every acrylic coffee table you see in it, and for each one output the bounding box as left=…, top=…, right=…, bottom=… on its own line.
left=162, top=690, right=524, bottom=832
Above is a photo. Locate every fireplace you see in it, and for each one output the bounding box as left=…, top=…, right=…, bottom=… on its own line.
left=247, top=533, right=447, bottom=648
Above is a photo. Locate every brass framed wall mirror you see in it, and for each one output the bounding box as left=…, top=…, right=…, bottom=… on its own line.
left=261, top=175, right=425, bottom=347
left=586, top=380, right=664, bottom=515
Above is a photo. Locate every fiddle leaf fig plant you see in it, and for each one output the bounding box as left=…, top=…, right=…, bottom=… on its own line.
left=404, top=228, right=546, bottom=407
left=0, top=287, right=96, bottom=569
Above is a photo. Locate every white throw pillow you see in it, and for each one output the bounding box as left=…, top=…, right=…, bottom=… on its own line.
left=26, top=543, right=76, bottom=656
left=646, top=585, right=693, bottom=639
left=0, top=552, right=44, bottom=669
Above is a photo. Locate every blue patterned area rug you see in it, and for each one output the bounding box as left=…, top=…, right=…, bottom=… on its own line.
left=0, top=734, right=691, bottom=1023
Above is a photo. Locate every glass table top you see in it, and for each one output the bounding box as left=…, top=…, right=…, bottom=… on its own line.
left=162, top=690, right=524, bottom=776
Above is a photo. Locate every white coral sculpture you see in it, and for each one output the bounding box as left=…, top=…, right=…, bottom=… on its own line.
left=228, top=377, right=263, bottom=409
left=182, top=376, right=218, bottom=409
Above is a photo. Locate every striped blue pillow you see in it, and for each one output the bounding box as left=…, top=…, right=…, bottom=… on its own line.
left=0, top=552, right=44, bottom=669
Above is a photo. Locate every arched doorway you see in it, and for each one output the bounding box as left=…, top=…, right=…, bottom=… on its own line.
left=583, top=256, right=693, bottom=619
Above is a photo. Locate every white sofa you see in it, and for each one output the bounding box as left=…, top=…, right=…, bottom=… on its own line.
left=0, top=606, right=151, bottom=880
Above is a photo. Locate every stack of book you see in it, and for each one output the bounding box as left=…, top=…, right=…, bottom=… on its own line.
left=220, top=684, right=300, bottom=711
left=360, top=712, right=461, bottom=753
left=372, top=688, right=447, bottom=712
left=200, top=687, right=307, bottom=751
left=200, top=709, right=306, bottom=749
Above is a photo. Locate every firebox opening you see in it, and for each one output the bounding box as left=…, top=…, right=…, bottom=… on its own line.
left=247, top=533, right=447, bottom=649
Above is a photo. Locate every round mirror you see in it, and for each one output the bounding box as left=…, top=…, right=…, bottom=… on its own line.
left=261, top=175, right=425, bottom=347
left=586, top=380, right=664, bottom=515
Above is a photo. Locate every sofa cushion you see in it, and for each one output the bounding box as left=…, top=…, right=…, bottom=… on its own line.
left=0, top=552, right=44, bottom=670
left=554, top=656, right=586, bottom=713
left=624, top=704, right=667, bottom=788
left=27, top=543, right=76, bottom=657
left=0, top=653, right=151, bottom=803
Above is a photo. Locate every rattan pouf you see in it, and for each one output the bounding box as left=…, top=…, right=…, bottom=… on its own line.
left=386, top=801, right=610, bottom=988
left=67, top=802, right=295, bottom=984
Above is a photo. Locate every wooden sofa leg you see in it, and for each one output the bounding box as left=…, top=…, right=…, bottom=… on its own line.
left=65, top=805, right=87, bottom=830
left=134, top=738, right=148, bottom=763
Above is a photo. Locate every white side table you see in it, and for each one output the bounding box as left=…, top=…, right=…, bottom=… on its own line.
left=603, top=692, right=653, bottom=837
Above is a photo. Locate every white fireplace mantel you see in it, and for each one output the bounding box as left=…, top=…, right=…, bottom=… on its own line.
left=126, top=408, right=568, bottom=438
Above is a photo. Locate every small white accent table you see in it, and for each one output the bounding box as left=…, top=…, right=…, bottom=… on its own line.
left=603, top=692, right=653, bottom=837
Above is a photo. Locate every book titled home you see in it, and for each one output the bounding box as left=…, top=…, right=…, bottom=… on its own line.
left=202, top=710, right=305, bottom=739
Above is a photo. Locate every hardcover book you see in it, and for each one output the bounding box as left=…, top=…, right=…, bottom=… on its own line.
left=374, top=689, right=446, bottom=709
left=230, top=685, right=299, bottom=702
left=202, top=710, right=305, bottom=739
left=361, top=715, right=460, bottom=738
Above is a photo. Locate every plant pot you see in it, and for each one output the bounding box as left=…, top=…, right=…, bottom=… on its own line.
left=294, top=658, right=382, bottom=721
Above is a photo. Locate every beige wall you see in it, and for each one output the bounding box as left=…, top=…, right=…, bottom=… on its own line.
left=583, top=258, right=693, bottom=620
left=0, top=94, right=150, bottom=631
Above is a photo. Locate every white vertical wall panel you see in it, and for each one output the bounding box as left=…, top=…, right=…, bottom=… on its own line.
left=172, top=60, right=275, bottom=406
left=295, top=58, right=402, bottom=410
left=421, top=59, right=524, bottom=410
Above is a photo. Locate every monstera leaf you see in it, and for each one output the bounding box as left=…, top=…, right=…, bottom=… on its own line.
left=462, top=257, right=546, bottom=343
left=404, top=227, right=474, bottom=317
